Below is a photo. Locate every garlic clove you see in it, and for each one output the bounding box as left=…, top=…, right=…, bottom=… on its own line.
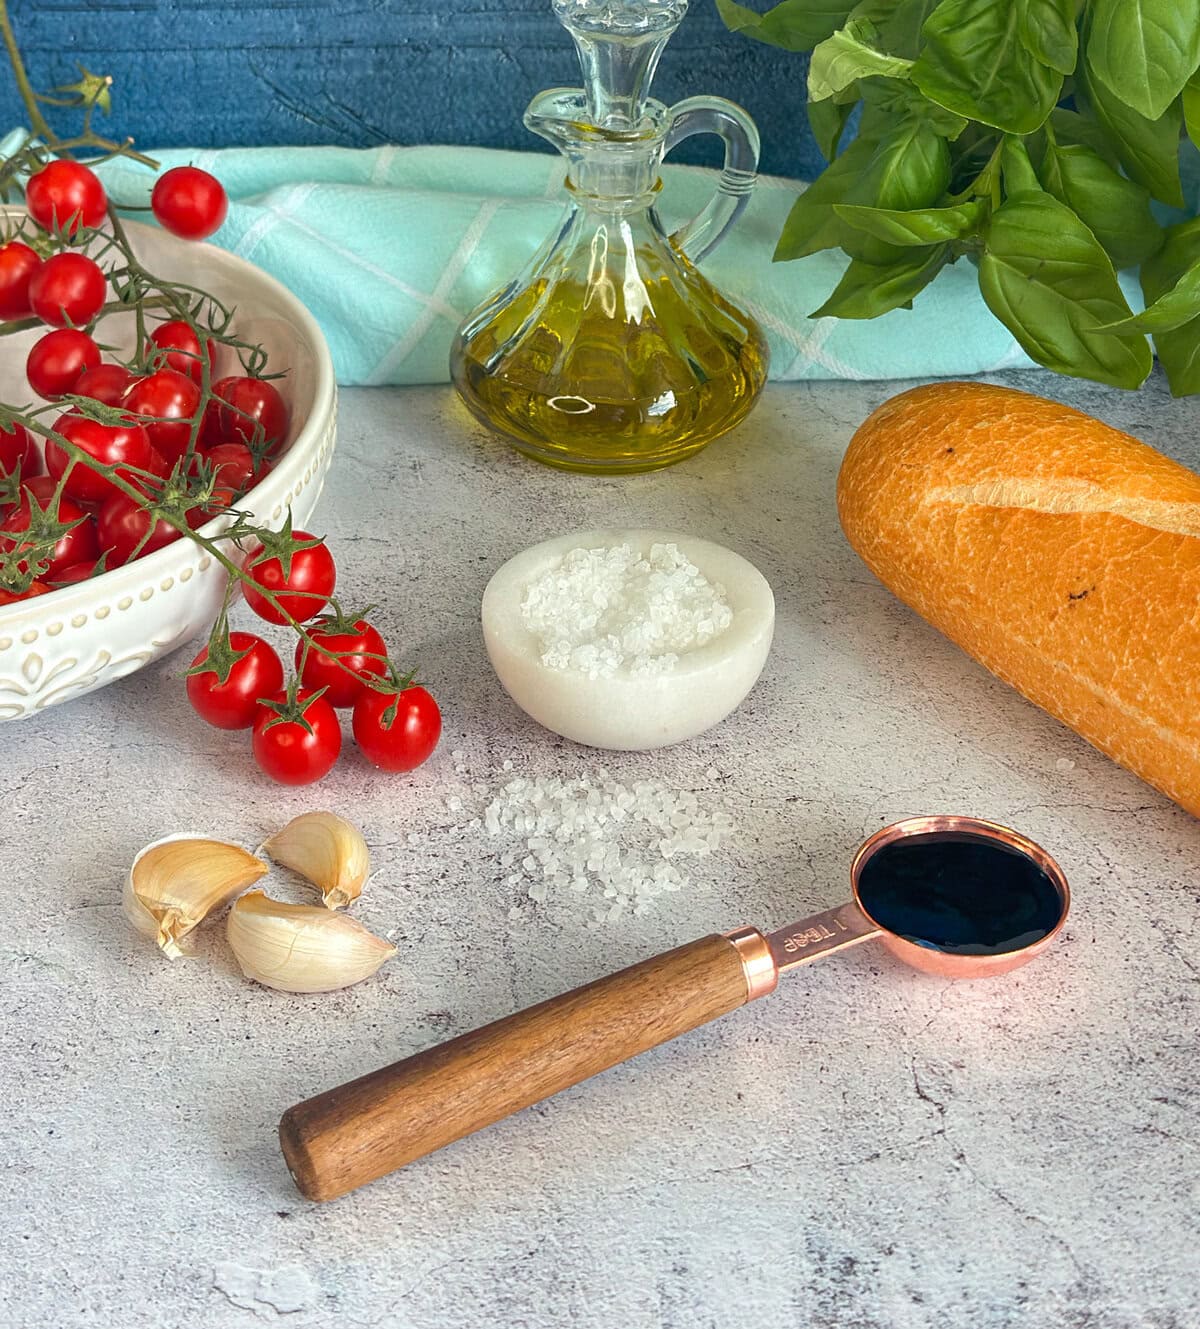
left=226, top=890, right=396, bottom=993
left=262, top=811, right=370, bottom=910
left=125, top=834, right=268, bottom=959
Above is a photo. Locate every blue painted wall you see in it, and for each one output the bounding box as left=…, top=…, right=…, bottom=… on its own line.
left=0, top=0, right=821, bottom=179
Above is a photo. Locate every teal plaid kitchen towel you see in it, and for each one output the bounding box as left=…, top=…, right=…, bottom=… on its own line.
left=91, top=142, right=1038, bottom=387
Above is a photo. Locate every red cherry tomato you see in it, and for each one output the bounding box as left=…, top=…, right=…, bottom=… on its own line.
left=0, top=581, right=51, bottom=606
left=122, top=368, right=201, bottom=464
left=0, top=422, right=39, bottom=481
left=207, top=376, right=289, bottom=454
left=146, top=320, right=215, bottom=384
left=188, top=443, right=268, bottom=510
left=252, top=689, right=342, bottom=784
left=95, top=491, right=186, bottom=566
left=352, top=684, right=441, bottom=772
left=26, top=160, right=107, bottom=237
left=242, top=532, right=336, bottom=625
left=75, top=363, right=137, bottom=406
left=49, top=559, right=104, bottom=587
left=0, top=475, right=99, bottom=578
left=26, top=329, right=101, bottom=399
left=187, top=632, right=286, bottom=730
left=0, top=241, right=42, bottom=320
left=295, top=618, right=388, bottom=709
left=150, top=167, right=228, bottom=240
left=28, top=252, right=107, bottom=328
left=44, top=413, right=155, bottom=504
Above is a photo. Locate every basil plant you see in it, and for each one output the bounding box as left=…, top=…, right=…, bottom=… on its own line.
left=719, top=0, right=1200, bottom=394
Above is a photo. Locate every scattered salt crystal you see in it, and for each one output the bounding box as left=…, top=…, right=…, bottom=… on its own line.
left=519, top=542, right=734, bottom=679
left=503, top=759, right=514, bottom=771
left=482, top=767, right=734, bottom=922
left=1056, top=757, right=1076, bottom=772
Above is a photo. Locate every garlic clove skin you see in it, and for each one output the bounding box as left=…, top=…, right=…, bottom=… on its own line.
left=262, top=811, right=370, bottom=910
left=125, top=834, right=269, bottom=959
left=227, top=890, right=396, bottom=993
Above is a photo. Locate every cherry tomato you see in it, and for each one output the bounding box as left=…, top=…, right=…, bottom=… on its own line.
left=242, top=532, right=336, bottom=624
left=187, top=632, right=285, bottom=730
left=296, top=618, right=388, bottom=708
left=95, top=492, right=185, bottom=566
left=0, top=475, right=99, bottom=579
left=0, top=422, right=39, bottom=481
left=44, top=413, right=155, bottom=504
left=208, top=376, right=289, bottom=454
left=0, top=581, right=50, bottom=606
left=252, top=689, right=342, bottom=784
left=0, top=241, right=42, bottom=320
left=203, top=442, right=269, bottom=500
left=75, top=363, right=137, bottom=406
left=50, top=559, right=104, bottom=587
left=28, top=252, right=106, bottom=328
left=352, top=684, right=441, bottom=772
left=26, top=328, right=101, bottom=399
left=150, top=167, right=228, bottom=240
left=26, top=160, right=107, bottom=236
left=122, top=368, right=201, bottom=464
left=146, top=320, right=215, bottom=384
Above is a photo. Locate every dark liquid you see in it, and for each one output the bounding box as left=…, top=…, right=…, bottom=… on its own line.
left=856, top=834, right=1064, bottom=956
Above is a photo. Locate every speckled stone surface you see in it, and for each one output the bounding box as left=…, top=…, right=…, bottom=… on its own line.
left=1, top=373, right=1197, bottom=1329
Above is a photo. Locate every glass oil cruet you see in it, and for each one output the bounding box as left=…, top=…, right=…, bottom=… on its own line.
left=449, top=0, right=769, bottom=474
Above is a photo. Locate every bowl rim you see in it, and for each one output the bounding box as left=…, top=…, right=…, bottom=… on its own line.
left=0, top=210, right=336, bottom=625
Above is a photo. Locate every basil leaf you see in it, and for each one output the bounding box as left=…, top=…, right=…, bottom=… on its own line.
left=716, top=0, right=856, bottom=51
left=859, top=75, right=968, bottom=138
left=775, top=121, right=950, bottom=261
left=1183, top=73, right=1200, bottom=153
left=834, top=199, right=986, bottom=244
left=910, top=0, right=1064, bottom=135
left=809, top=245, right=950, bottom=317
left=1075, top=46, right=1184, bottom=206
left=1099, top=260, right=1200, bottom=334
left=775, top=136, right=883, bottom=259
left=1001, top=135, right=1041, bottom=195
left=1038, top=141, right=1164, bottom=269
left=808, top=98, right=856, bottom=161
left=1016, top=0, right=1077, bottom=76
left=873, top=0, right=941, bottom=59
left=808, top=18, right=914, bottom=101
left=980, top=190, right=1153, bottom=389
left=1141, top=220, right=1200, bottom=394
left=1085, top=0, right=1200, bottom=122
left=1047, top=108, right=1122, bottom=171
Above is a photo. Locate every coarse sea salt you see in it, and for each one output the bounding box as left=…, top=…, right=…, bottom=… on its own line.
left=519, top=541, right=734, bottom=680
left=477, top=770, right=734, bottom=920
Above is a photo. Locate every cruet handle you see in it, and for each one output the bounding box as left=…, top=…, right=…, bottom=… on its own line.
left=663, top=96, right=760, bottom=264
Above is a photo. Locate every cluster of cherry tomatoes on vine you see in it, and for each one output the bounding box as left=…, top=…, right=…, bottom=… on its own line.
left=0, top=156, right=287, bottom=594
left=1, top=155, right=441, bottom=786
left=186, top=528, right=442, bottom=786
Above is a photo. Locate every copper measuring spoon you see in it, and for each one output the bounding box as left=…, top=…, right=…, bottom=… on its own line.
left=280, top=815, right=1069, bottom=1201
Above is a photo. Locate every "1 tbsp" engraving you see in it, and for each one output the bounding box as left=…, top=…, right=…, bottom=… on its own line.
left=781, top=917, right=849, bottom=953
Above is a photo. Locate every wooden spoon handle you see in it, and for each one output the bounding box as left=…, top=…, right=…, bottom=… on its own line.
left=279, top=932, right=753, bottom=1201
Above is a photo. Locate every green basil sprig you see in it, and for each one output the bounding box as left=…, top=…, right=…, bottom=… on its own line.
left=721, top=0, right=1200, bottom=394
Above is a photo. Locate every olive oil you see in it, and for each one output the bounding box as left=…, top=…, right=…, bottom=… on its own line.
left=451, top=259, right=768, bottom=474
left=449, top=0, right=768, bottom=474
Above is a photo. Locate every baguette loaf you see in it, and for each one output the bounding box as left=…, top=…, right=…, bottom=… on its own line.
left=838, top=381, right=1200, bottom=817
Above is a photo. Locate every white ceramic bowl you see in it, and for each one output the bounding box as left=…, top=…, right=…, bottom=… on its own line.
left=0, top=213, right=336, bottom=721
left=482, top=528, right=775, bottom=750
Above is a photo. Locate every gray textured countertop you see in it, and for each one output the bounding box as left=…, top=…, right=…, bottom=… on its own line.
left=2, top=373, right=1197, bottom=1329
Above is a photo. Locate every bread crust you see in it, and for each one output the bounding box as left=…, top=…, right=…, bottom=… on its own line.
left=837, top=380, right=1200, bottom=817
